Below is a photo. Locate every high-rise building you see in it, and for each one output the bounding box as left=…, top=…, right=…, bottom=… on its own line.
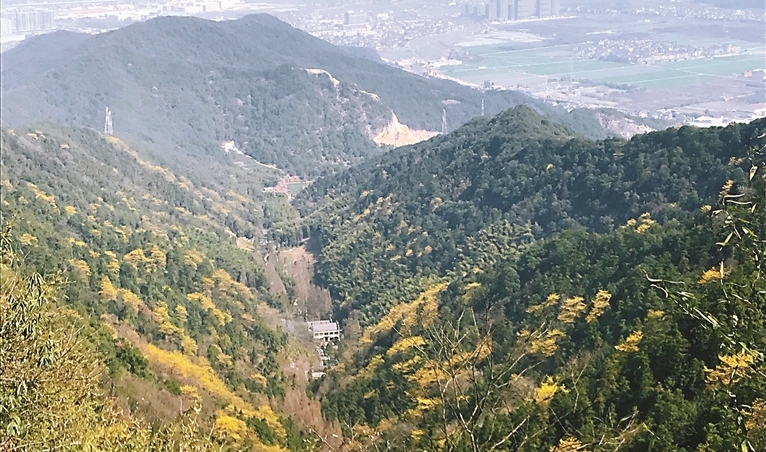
left=1, top=10, right=55, bottom=33
left=551, top=0, right=560, bottom=16
left=537, top=0, right=551, bottom=17
left=514, top=0, right=535, bottom=20
left=463, top=3, right=472, bottom=15
left=500, top=0, right=510, bottom=20
left=488, top=0, right=500, bottom=20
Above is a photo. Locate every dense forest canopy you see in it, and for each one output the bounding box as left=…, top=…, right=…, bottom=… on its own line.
left=301, top=114, right=766, bottom=451
left=287, top=107, right=763, bottom=326
left=0, top=125, right=313, bottom=451
left=1, top=110, right=764, bottom=452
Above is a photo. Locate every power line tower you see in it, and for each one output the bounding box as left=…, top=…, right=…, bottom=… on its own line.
left=104, top=107, right=113, bottom=135
left=442, top=108, right=448, bottom=134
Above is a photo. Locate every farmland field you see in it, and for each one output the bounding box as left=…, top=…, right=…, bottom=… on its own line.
left=441, top=44, right=765, bottom=91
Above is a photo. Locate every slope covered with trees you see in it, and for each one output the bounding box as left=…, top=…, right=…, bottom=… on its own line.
left=2, top=15, right=641, bottom=177
left=0, top=125, right=314, bottom=450
left=288, top=107, right=763, bottom=326
left=312, top=151, right=766, bottom=450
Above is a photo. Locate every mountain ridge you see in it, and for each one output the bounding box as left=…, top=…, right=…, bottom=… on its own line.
left=2, top=14, right=647, bottom=177
left=286, top=106, right=762, bottom=325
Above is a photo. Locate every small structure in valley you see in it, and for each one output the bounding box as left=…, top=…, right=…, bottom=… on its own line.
left=307, top=320, right=341, bottom=341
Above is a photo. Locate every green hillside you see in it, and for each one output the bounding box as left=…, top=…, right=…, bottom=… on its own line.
left=292, top=111, right=766, bottom=451
left=314, top=175, right=766, bottom=451
left=2, top=15, right=633, bottom=177
left=0, top=125, right=314, bottom=450
left=2, top=113, right=764, bottom=452
left=287, top=107, right=761, bottom=325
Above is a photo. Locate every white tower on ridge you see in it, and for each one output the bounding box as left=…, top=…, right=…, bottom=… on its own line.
left=104, top=107, right=113, bottom=135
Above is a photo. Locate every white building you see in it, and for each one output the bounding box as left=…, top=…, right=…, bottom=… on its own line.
left=1, top=18, right=12, bottom=35
left=307, top=320, right=341, bottom=341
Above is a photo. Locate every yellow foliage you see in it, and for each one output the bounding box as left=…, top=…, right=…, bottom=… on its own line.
left=528, top=293, right=560, bottom=314
left=142, top=344, right=255, bottom=414
left=175, top=304, right=188, bottom=323
left=462, top=282, right=482, bottom=303
left=250, top=373, right=268, bottom=386
left=551, top=436, right=588, bottom=452
left=187, top=292, right=229, bottom=325
left=635, top=212, right=656, bottom=234
left=68, top=259, right=91, bottom=279
left=635, top=223, right=651, bottom=233
left=362, top=283, right=447, bottom=345
left=416, top=397, right=438, bottom=410
left=530, top=329, right=565, bottom=357
left=124, top=248, right=148, bottom=267
left=586, top=290, right=611, bottom=323
left=112, top=226, right=130, bottom=241
left=180, top=385, right=201, bottom=402
left=407, top=361, right=449, bottom=386
left=27, top=182, right=57, bottom=209
left=251, top=405, right=284, bottom=437
left=699, top=263, right=728, bottom=284
left=213, top=415, right=247, bottom=441
left=720, top=179, right=734, bottom=197
left=534, top=376, right=567, bottom=407
left=647, top=309, right=665, bottom=320
left=614, top=330, right=643, bottom=353
left=19, top=233, right=37, bottom=245
left=183, top=249, right=205, bottom=268
left=746, top=399, right=766, bottom=438
left=360, top=355, right=385, bottom=378
left=107, top=258, right=120, bottom=273
left=145, top=245, right=166, bottom=272
left=217, top=353, right=233, bottom=367
left=153, top=301, right=171, bottom=324
left=392, top=355, right=423, bottom=373
left=69, top=238, right=86, bottom=247
left=118, top=289, right=144, bottom=312
left=387, top=336, right=425, bottom=357
left=706, top=352, right=756, bottom=386
left=558, top=296, right=586, bottom=324
left=212, top=268, right=251, bottom=298
left=99, top=277, right=118, bottom=301
left=180, top=334, right=198, bottom=355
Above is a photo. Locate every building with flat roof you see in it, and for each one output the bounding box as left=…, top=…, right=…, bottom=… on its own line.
left=344, top=11, right=367, bottom=26
left=307, top=320, right=341, bottom=341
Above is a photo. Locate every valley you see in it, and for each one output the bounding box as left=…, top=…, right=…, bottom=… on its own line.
left=1, top=11, right=766, bottom=452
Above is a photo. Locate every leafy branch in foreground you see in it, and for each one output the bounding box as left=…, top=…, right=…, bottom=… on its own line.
left=649, top=138, right=766, bottom=451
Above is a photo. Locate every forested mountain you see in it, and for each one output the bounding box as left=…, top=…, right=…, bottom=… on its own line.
left=314, top=181, right=766, bottom=451
left=2, top=14, right=641, bottom=177
left=287, top=107, right=763, bottom=325
left=292, top=111, right=766, bottom=451
left=2, top=112, right=764, bottom=452
left=0, top=125, right=316, bottom=450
